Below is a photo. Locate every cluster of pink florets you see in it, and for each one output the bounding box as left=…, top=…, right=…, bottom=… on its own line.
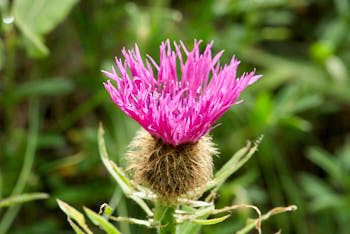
left=103, top=40, right=261, bottom=146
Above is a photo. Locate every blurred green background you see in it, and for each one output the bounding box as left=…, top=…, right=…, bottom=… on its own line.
left=0, top=0, right=350, bottom=233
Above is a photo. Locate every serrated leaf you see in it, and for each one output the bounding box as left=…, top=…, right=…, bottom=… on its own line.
left=191, top=214, right=231, bottom=225
left=13, top=0, right=79, bottom=57
left=84, top=207, right=122, bottom=234
left=57, top=199, right=92, bottom=234
left=0, top=193, right=48, bottom=208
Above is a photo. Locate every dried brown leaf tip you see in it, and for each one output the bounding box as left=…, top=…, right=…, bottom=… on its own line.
left=127, top=129, right=218, bottom=202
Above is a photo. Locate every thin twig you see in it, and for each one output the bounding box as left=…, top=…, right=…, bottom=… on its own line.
left=236, top=205, right=297, bottom=234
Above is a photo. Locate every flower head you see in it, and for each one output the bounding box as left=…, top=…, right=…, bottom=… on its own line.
left=103, top=40, right=261, bottom=146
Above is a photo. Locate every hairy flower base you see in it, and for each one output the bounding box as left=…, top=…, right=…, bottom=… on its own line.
left=127, top=129, right=217, bottom=201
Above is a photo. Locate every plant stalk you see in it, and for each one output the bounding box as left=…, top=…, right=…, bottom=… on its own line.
left=154, top=203, right=177, bottom=234
left=3, top=27, right=17, bottom=139
left=0, top=99, right=39, bottom=234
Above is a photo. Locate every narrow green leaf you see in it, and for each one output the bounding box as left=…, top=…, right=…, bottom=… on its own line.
left=14, top=77, right=74, bottom=99
left=84, top=207, right=122, bottom=234
left=215, top=147, right=249, bottom=179
left=176, top=206, right=220, bottom=233
left=292, top=94, right=323, bottom=114
left=0, top=193, right=48, bottom=208
left=299, top=174, right=341, bottom=211
left=307, top=147, right=343, bottom=180
left=98, top=124, right=132, bottom=194
left=0, top=100, right=39, bottom=234
left=177, top=222, right=201, bottom=234
left=109, top=161, right=133, bottom=192
left=109, top=216, right=152, bottom=227
left=191, top=214, right=231, bottom=225
left=0, top=40, right=3, bottom=70
left=57, top=199, right=92, bottom=234
left=279, top=116, right=311, bottom=132
left=300, top=174, right=337, bottom=197
left=339, top=138, right=350, bottom=171
left=57, top=199, right=85, bottom=225
left=98, top=124, right=153, bottom=217
left=67, top=217, right=85, bottom=234
left=206, top=140, right=260, bottom=191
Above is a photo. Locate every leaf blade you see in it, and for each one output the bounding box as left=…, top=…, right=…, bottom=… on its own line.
left=0, top=193, right=49, bottom=208
left=84, top=207, right=122, bottom=234
left=191, top=214, right=231, bottom=225
left=12, top=0, right=79, bottom=57
left=57, top=199, right=92, bottom=234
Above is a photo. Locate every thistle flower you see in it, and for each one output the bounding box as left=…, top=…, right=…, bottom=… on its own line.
left=102, top=40, right=261, bottom=200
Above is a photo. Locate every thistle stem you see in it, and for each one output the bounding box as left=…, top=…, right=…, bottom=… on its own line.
left=0, top=99, right=39, bottom=234
left=3, top=26, right=17, bottom=139
left=154, top=203, right=176, bottom=234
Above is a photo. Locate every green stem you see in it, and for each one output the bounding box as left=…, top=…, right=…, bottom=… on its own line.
left=0, top=99, right=39, bottom=234
left=0, top=168, right=2, bottom=200
left=3, top=28, right=17, bottom=138
left=154, top=203, right=177, bottom=234
left=116, top=196, right=131, bottom=234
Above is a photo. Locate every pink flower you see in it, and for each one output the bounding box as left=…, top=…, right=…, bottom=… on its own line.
left=103, top=40, right=262, bottom=146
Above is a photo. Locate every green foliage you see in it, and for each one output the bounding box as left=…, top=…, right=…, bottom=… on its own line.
left=0, top=193, right=48, bottom=208
left=57, top=125, right=294, bottom=234
left=13, top=0, right=79, bottom=57
left=300, top=140, right=350, bottom=234
left=14, top=77, right=74, bottom=100
left=57, top=199, right=92, bottom=234
left=84, top=207, right=122, bottom=234
left=0, top=0, right=349, bottom=233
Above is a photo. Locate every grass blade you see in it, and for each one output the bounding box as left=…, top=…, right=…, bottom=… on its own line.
left=0, top=193, right=48, bottom=208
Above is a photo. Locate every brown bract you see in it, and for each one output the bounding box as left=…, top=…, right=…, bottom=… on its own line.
left=127, top=129, right=217, bottom=202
